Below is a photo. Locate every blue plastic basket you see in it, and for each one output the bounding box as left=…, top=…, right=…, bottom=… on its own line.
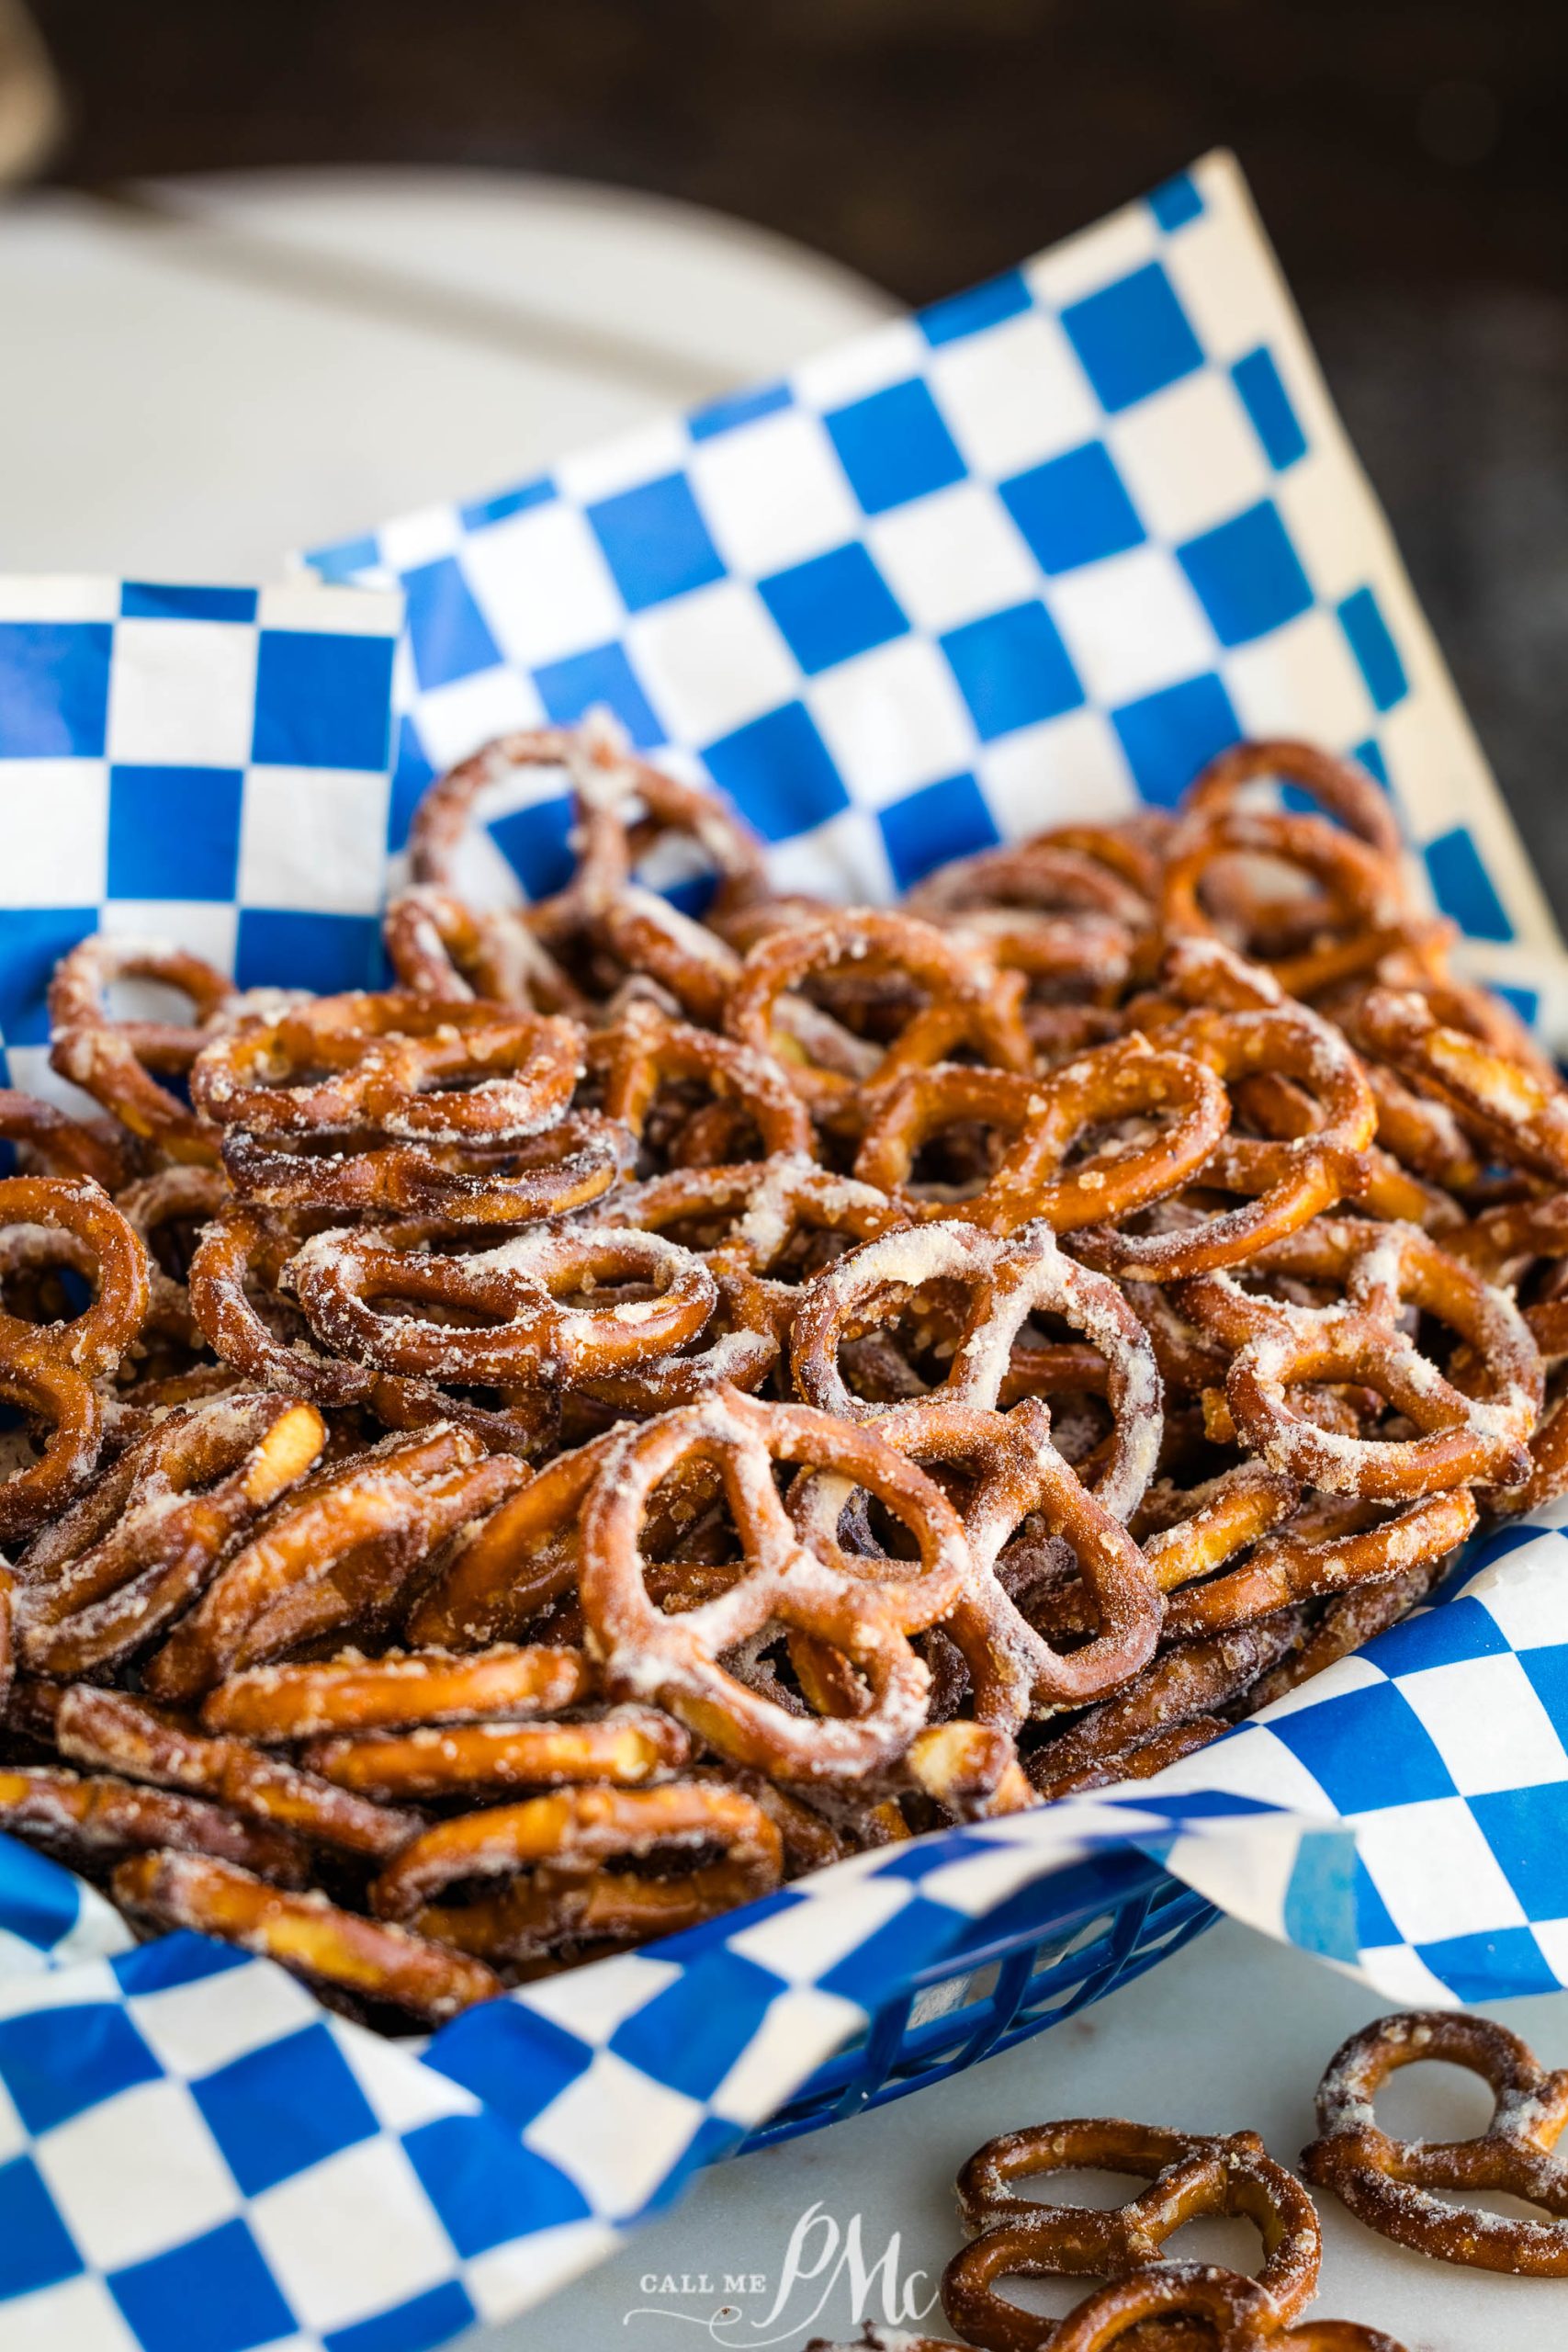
left=737, top=1849, right=1216, bottom=2153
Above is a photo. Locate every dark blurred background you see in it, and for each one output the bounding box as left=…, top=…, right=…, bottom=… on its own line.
left=20, top=0, right=1568, bottom=904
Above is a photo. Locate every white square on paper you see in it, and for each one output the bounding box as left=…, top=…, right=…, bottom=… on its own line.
left=868, top=481, right=1039, bottom=635
left=1107, top=368, right=1273, bottom=544
left=127, top=1956, right=321, bottom=2082
left=106, top=619, right=258, bottom=769
left=807, top=635, right=976, bottom=808
left=928, top=311, right=1101, bottom=482
left=976, top=708, right=1137, bottom=842
left=0, top=761, right=107, bottom=904
left=1273, top=448, right=1381, bottom=611
left=1162, top=194, right=1288, bottom=367
left=689, top=408, right=863, bottom=581
left=411, top=665, right=547, bottom=774
left=99, top=901, right=237, bottom=975
left=1025, top=201, right=1161, bottom=311
left=461, top=501, right=626, bottom=670
left=250, top=2137, right=456, bottom=2334
left=524, top=2048, right=702, bottom=2218
left=1223, top=607, right=1376, bottom=748
left=1350, top=1797, right=1528, bottom=1944
left=1394, top=1655, right=1568, bottom=1796
left=238, top=768, right=389, bottom=913
left=378, top=504, right=462, bottom=572
left=793, top=316, right=930, bottom=413
left=36, top=2081, right=237, bottom=2271
left=626, top=579, right=798, bottom=744
left=1047, top=546, right=1214, bottom=707
left=0, top=2275, right=142, bottom=2352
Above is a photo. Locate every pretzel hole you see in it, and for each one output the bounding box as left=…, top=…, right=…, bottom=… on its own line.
left=100, top=973, right=209, bottom=1032
left=1158, top=2212, right=1269, bottom=2275
left=1370, top=2059, right=1498, bottom=2144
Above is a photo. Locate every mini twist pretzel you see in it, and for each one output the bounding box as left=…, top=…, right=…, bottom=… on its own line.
left=142, top=1425, right=524, bottom=1702
left=220, top=1108, right=633, bottom=1223
left=13, top=1394, right=327, bottom=1677
left=579, top=1385, right=971, bottom=1781
left=907, top=838, right=1155, bottom=927
left=1161, top=806, right=1408, bottom=998
left=190, top=989, right=582, bottom=1144
left=1073, top=1007, right=1376, bottom=1281
left=790, top=1218, right=1163, bottom=1524
left=1039, top=2266, right=1407, bottom=2352
left=383, top=882, right=587, bottom=1018
left=0, top=1087, right=128, bottom=1190
left=48, top=936, right=243, bottom=1163
left=0, top=1174, right=151, bottom=1373
left=1303, top=2009, right=1568, bottom=2274
left=587, top=998, right=813, bottom=1164
left=725, top=909, right=1028, bottom=1112
left=852, top=1035, right=1229, bottom=1236
left=286, top=1220, right=718, bottom=1387
left=1184, top=739, right=1404, bottom=863
left=0, top=1765, right=310, bottom=1885
left=943, top=2118, right=1321, bottom=2351
left=201, top=1643, right=596, bottom=1740
left=114, top=1850, right=501, bottom=2022
left=303, top=1703, right=694, bottom=1801
left=0, top=1335, right=106, bottom=1543
left=1354, top=985, right=1568, bottom=1183
left=1182, top=1218, right=1541, bottom=1499
left=369, top=1779, right=784, bottom=1962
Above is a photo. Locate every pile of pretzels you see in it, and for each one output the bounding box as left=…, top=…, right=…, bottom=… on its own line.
left=0, top=724, right=1560, bottom=2024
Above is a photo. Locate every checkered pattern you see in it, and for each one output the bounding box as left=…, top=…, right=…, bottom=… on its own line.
left=305, top=147, right=1560, bottom=993
left=0, top=579, right=401, bottom=1102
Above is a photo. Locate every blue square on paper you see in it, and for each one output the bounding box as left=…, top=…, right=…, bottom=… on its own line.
left=490, top=796, right=575, bottom=899
left=532, top=640, right=663, bottom=745
left=880, top=773, right=998, bottom=889
left=1495, top=983, right=1539, bottom=1026
left=1423, top=826, right=1513, bottom=943
left=252, top=628, right=394, bottom=772
left=1269, top=1682, right=1457, bottom=1815
left=1000, top=443, right=1145, bottom=574
left=306, top=534, right=381, bottom=585
left=919, top=268, right=1032, bottom=347
left=0, top=2154, right=84, bottom=2296
left=824, top=379, right=967, bottom=516
left=120, top=583, right=258, bottom=625
left=1416, top=1926, right=1562, bottom=2001
left=1230, top=347, right=1307, bottom=470
left=586, top=473, right=725, bottom=613
left=1060, top=262, right=1204, bottom=413
left=941, top=602, right=1084, bottom=741
left=423, top=2002, right=593, bottom=2128
left=1520, top=1644, right=1568, bottom=1739
left=1366, top=1594, right=1507, bottom=1676
left=107, top=766, right=243, bottom=901
left=115, top=1932, right=251, bottom=1997
left=759, top=545, right=908, bottom=674
left=1338, top=585, right=1408, bottom=711
left=0, top=2003, right=160, bottom=2135
left=110, top=2220, right=297, bottom=2352
left=0, top=906, right=97, bottom=1046
left=702, top=702, right=849, bottom=842
left=688, top=381, right=793, bottom=442
left=0, top=620, right=112, bottom=759
left=1352, top=735, right=1389, bottom=785
left=402, top=556, right=502, bottom=695
left=389, top=715, right=436, bottom=854
left=1148, top=171, right=1204, bottom=232
left=405, top=2115, right=591, bottom=2257
left=234, top=910, right=383, bottom=996
left=1468, top=1784, right=1568, bottom=1918
left=193, top=2024, right=378, bottom=2197
left=458, top=476, right=556, bottom=533
left=0, top=1834, right=85, bottom=1955
left=1178, top=501, right=1313, bottom=647
left=613, top=1951, right=785, bottom=2099
left=324, top=2282, right=478, bottom=2352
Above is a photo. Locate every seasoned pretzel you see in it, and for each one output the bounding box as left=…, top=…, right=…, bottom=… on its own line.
left=202, top=1643, right=596, bottom=1740
left=579, top=1386, right=970, bottom=1780
left=114, top=1850, right=500, bottom=2021
left=0, top=1765, right=309, bottom=1884
left=305, top=1703, right=693, bottom=1800
left=190, top=989, right=582, bottom=1143
left=791, top=1218, right=1162, bottom=1522
left=944, top=2119, right=1321, bottom=2351
left=1182, top=1218, right=1541, bottom=1498
left=384, top=882, right=587, bottom=1017
left=13, top=1394, right=326, bottom=1676
left=1162, top=803, right=1409, bottom=998
left=908, top=839, right=1154, bottom=927
left=220, top=1108, right=633, bottom=1222
left=1025, top=1620, right=1297, bottom=1800
left=0, top=1087, right=128, bottom=1189
left=1040, top=2267, right=1406, bottom=2352
left=142, top=1424, right=523, bottom=1701
left=1303, top=2010, right=1568, bottom=2274
left=588, top=998, right=813, bottom=1163
left=0, top=1336, right=107, bottom=1544
left=48, top=937, right=242, bottom=1163
left=1185, top=739, right=1403, bottom=862
left=854, top=1036, right=1228, bottom=1236
left=1354, top=985, right=1568, bottom=1182
left=0, top=1174, right=151, bottom=1373
left=370, top=1780, right=783, bottom=1957
left=287, top=1220, right=719, bottom=1387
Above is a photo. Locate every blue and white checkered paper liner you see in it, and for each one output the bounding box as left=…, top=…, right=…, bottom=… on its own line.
left=4, top=147, right=1568, bottom=2352
left=5, top=1509, right=1568, bottom=2352
left=303, top=146, right=1562, bottom=1031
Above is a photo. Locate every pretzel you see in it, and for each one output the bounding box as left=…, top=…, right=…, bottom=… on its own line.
left=220, top=1108, right=633, bottom=1222
left=287, top=1221, right=719, bottom=1387
left=579, top=1386, right=970, bottom=1779
left=0, top=1765, right=310, bottom=1884
left=1303, top=2010, right=1568, bottom=2274
left=1024, top=1620, right=1297, bottom=1800
left=13, top=1394, right=326, bottom=1677
left=384, top=882, right=587, bottom=1018
left=55, top=1685, right=420, bottom=1859
left=1039, top=2267, right=1407, bottom=2351
left=370, top=1780, right=783, bottom=1954
left=588, top=998, right=813, bottom=1165
left=114, top=1850, right=501, bottom=2021
left=142, top=1424, right=522, bottom=1701
left=1162, top=799, right=1410, bottom=999
left=854, top=1037, right=1227, bottom=1238
left=0, top=1174, right=151, bottom=1373
left=0, top=1087, right=128, bottom=1190
left=944, top=2119, right=1320, bottom=2351
left=0, top=1335, right=108, bottom=1543
left=1354, top=984, right=1568, bottom=1182
left=1182, top=1218, right=1541, bottom=1498
left=1185, top=739, right=1404, bottom=863
left=791, top=1218, right=1163, bottom=1522
left=47, top=937, right=246, bottom=1163
left=304, top=1702, right=693, bottom=1801
left=908, top=839, right=1155, bottom=928
left=201, top=1643, right=596, bottom=1740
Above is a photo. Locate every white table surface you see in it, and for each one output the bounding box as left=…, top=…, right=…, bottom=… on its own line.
left=2, top=166, right=1562, bottom=2352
